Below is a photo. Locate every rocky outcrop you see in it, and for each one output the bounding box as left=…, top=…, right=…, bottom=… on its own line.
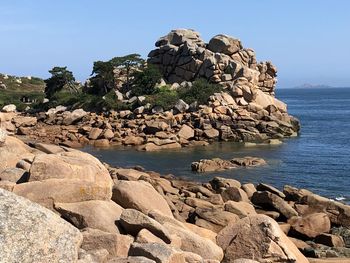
left=191, top=156, right=266, bottom=172
left=0, top=188, right=82, bottom=262
left=148, top=29, right=276, bottom=94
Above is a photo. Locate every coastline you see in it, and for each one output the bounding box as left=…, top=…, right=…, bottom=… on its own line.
left=1, top=130, right=350, bottom=262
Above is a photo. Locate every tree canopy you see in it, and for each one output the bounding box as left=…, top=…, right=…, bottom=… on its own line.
left=44, top=67, right=77, bottom=98
left=88, top=54, right=145, bottom=95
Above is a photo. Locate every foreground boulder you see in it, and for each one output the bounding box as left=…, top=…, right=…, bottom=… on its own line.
left=0, top=188, right=82, bottom=262
left=12, top=150, right=113, bottom=209
left=112, top=180, right=173, bottom=217
left=217, top=214, right=308, bottom=263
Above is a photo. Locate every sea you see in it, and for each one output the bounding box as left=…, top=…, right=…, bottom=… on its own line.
left=84, top=88, right=350, bottom=203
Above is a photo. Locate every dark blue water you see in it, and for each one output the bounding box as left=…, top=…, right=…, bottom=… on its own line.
left=85, top=88, right=350, bottom=202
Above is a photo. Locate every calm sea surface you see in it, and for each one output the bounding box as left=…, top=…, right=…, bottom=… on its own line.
left=84, top=88, right=350, bottom=202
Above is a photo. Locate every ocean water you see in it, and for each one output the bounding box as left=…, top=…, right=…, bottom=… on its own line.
left=84, top=88, right=350, bottom=202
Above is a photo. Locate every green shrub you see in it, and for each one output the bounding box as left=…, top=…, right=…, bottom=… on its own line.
left=37, top=90, right=130, bottom=112
left=0, top=90, right=45, bottom=111
left=131, top=65, right=162, bottom=96
left=145, top=86, right=179, bottom=110
left=178, top=79, right=222, bottom=105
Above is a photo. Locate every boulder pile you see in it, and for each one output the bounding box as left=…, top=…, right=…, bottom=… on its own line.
left=148, top=29, right=276, bottom=95
left=1, top=133, right=350, bottom=262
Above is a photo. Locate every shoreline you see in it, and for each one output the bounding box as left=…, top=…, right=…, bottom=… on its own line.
left=1, top=130, right=350, bottom=262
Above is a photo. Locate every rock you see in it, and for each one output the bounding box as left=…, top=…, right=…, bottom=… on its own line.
left=112, top=180, right=173, bottom=217
left=0, top=167, right=27, bottom=183
left=0, top=128, right=7, bottom=145
left=107, top=257, right=156, bottom=263
left=94, top=139, right=110, bottom=147
left=81, top=228, right=133, bottom=259
left=195, top=208, right=240, bottom=232
left=178, top=124, right=194, bottom=140
left=217, top=214, right=308, bottom=263
left=251, top=191, right=298, bottom=219
left=209, top=177, right=241, bottom=190
left=288, top=213, right=331, bottom=239
left=114, top=168, right=150, bottom=180
left=241, top=183, right=256, bottom=199
left=14, top=150, right=113, bottom=208
left=2, top=104, right=16, bottom=112
left=136, top=229, right=167, bottom=245
left=138, top=142, right=181, bottom=151
left=124, top=136, right=145, bottom=146
left=208, top=34, right=242, bottom=55
left=12, top=116, right=37, bottom=127
left=0, top=188, right=82, bottom=262
left=103, top=129, right=115, bottom=139
left=34, top=142, right=65, bottom=154
left=221, top=187, right=249, bottom=203
left=128, top=242, right=187, bottom=263
left=0, top=136, right=34, bottom=173
left=308, top=258, right=350, bottom=263
left=174, top=99, right=189, bottom=113
left=230, top=157, right=266, bottom=167
left=256, top=183, right=285, bottom=198
left=315, top=233, right=345, bottom=247
left=55, top=200, right=123, bottom=234
left=203, top=128, right=219, bottom=139
left=191, top=158, right=235, bottom=172
left=89, top=128, right=103, bottom=140
left=119, top=209, right=172, bottom=243
left=331, top=227, right=350, bottom=247
left=148, top=211, right=223, bottom=261
left=78, top=248, right=109, bottom=263
left=62, top=108, right=88, bottom=125
left=46, top=105, right=67, bottom=116
left=144, top=121, right=169, bottom=134
left=224, top=201, right=256, bottom=218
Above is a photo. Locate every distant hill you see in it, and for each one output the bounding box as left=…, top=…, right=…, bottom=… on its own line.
left=292, top=83, right=333, bottom=89
left=0, top=73, right=45, bottom=110
left=0, top=73, right=45, bottom=92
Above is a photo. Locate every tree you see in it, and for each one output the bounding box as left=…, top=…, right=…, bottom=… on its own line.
left=88, top=54, right=145, bottom=95
left=131, top=64, right=162, bottom=96
left=44, top=67, right=77, bottom=98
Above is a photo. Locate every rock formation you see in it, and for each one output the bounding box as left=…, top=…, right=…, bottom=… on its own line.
left=148, top=29, right=276, bottom=95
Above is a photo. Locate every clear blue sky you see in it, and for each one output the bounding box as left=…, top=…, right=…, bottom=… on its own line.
left=0, top=0, right=349, bottom=88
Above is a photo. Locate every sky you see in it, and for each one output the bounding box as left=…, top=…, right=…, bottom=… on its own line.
left=0, top=0, right=349, bottom=88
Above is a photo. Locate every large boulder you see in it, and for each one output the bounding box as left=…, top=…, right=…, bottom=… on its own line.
left=112, top=180, right=173, bottom=217
left=13, top=150, right=113, bottom=209
left=119, top=209, right=172, bottom=243
left=288, top=213, right=331, bottom=239
left=149, top=211, right=223, bottom=261
left=251, top=191, right=298, bottom=219
left=55, top=200, right=123, bottom=234
left=0, top=136, right=35, bottom=173
left=0, top=188, right=82, bottom=262
left=217, top=214, right=308, bottom=263
left=208, top=34, right=242, bottom=55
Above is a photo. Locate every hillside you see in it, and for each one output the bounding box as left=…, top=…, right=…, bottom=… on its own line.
left=0, top=73, right=45, bottom=110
